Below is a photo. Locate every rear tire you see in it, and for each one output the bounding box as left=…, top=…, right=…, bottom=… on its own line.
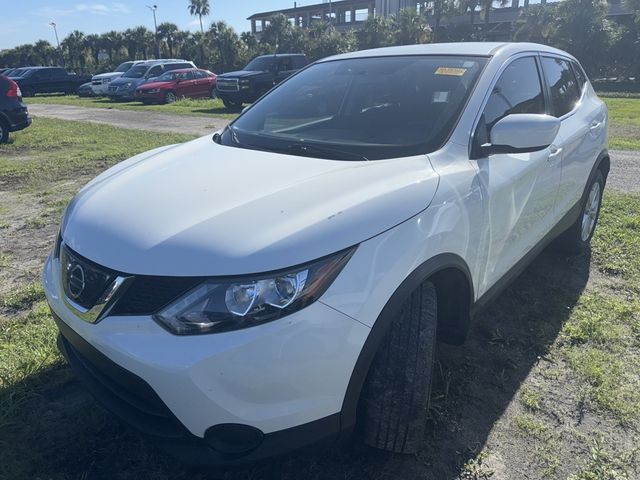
left=361, top=281, right=437, bottom=454
left=555, top=170, right=605, bottom=254
left=0, top=118, right=9, bottom=144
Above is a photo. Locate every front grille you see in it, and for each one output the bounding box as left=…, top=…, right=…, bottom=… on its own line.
left=112, top=276, right=203, bottom=316
left=108, top=85, right=117, bottom=92
left=60, top=245, right=116, bottom=310
left=217, top=78, right=239, bottom=92
left=91, top=80, right=101, bottom=85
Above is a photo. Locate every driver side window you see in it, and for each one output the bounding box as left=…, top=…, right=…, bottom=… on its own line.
left=475, top=56, right=546, bottom=149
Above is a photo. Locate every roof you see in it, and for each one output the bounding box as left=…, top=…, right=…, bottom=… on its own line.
left=248, top=0, right=365, bottom=19
left=321, top=42, right=573, bottom=62
left=255, top=53, right=306, bottom=58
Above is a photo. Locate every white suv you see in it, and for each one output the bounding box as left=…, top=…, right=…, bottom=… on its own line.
left=43, top=43, right=608, bottom=465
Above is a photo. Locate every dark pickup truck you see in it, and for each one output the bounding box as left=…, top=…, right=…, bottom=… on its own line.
left=11, top=67, right=92, bottom=97
left=216, top=54, right=308, bottom=110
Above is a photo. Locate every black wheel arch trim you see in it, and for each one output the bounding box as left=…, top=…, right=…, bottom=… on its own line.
left=339, top=252, right=474, bottom=431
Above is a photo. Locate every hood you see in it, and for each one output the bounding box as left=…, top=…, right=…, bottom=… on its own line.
left=92, top=72, right=124, bottom=81
left=219, top=70, right=265, bottom=79
left=138, top=80, right=173, bottom=90
left=62, top=137, right=440, bottom=276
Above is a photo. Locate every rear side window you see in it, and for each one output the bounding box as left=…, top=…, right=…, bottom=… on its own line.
left=572, top=62, right=587, bottom=92
left=147, top=65, right=163, bottom=77
left=541, top=57, right=581, bottom=117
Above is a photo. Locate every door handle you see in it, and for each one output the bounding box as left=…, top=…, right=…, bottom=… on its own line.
left=590, top=121, right=602, bottom=131
left=548, top=146, right=563, bottom=161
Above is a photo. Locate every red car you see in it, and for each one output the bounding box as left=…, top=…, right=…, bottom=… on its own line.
left=135, top=68, right=217, bottom=104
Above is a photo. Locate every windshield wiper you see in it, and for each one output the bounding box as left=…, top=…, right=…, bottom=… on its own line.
left=285, top=143, right=368, bottom=161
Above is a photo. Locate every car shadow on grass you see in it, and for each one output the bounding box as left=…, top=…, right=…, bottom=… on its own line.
left=0, top=248, right=591, bottom=480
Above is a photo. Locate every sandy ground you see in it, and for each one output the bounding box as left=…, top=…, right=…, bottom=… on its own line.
left=26, top=103, right=638, bottom=193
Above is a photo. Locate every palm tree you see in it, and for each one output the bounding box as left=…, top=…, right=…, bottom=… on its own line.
left=188, top=0, right=211, bottom=34
left=61, top=30, right=86, bottom=71
left=394, top=8, right=431, bottom=45
left=157, top=22, right=179, bottom=57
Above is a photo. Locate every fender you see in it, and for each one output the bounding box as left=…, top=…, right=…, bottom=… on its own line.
left=339, top=253, right=474, bottom=433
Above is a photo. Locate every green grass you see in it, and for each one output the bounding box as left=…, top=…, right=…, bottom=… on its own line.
left=602, top=97, right=640, bottom=151
left=26, top=94, right=238, bottom=120
left=0, top=117, right=195, bottom=186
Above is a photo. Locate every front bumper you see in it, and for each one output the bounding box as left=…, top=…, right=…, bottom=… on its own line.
left=43, top=253, right=369, bottom=465
left=91, top=83, right=110, bottom=95
left=134, top=90, right=164, bottom=103
left=107, top=85, right=136, bottom=100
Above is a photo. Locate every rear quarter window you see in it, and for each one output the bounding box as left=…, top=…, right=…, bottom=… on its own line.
left=541, top=56, right=581, bottom=117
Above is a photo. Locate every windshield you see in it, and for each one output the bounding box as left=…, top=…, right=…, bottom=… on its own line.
left=122, top=65, right=149, bottom=78
left=10, top=68, right=30, bottom=77
left=223, top=55, right=487, bottom=161
left=244, top=56, right=276, bottom=72
left=116, top=62, right=134, bottom=73
left=157, top=71, right=187, bottom=81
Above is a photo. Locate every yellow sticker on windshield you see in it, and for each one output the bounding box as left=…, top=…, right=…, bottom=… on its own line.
left=435, top=67, right=467, bottom=76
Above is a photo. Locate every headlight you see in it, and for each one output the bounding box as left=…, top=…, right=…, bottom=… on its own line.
left=153, top=247, right=355, bottom=335
left=147, top=88, right=160, bottom=93
left=124, top=82, right=133, bottom=88
left=240, top=79, right=250, bottom=84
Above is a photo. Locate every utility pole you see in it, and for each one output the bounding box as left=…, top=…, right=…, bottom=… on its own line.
left=146, top=4, right=159, bottom=59
left=49, top=22, right=64, bottom=66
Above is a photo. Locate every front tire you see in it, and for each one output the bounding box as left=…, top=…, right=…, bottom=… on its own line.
left=0, top=118, right=9, bottom=144
left=361, top=281, right=437, bottom=454
left=164, top=91, right=177, bottom=104
left=556, top=170, right=605, bottom=254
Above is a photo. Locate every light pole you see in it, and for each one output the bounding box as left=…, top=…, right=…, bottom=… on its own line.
left=146, top=4, right=159, bottom=59
left=49, top=21, right=64, bottom=66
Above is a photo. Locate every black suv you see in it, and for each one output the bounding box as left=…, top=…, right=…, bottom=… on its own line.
left=216, top=54, right=308, bottom=109
left=0, top=75, right=31, bottom=143
left=12, top=67, right=92, bottom=97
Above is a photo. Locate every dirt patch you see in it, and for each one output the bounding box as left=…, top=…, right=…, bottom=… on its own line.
left=27, top=104, right=229, bottom=137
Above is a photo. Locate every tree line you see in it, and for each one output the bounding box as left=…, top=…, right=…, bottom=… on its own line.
left=0, top=0, right=638, bottom=80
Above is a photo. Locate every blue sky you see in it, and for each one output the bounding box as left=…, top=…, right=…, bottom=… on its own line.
left=1, top=1, right=301, bottom=50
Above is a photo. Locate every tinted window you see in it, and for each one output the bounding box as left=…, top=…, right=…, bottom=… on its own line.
left=292, top=56, right=307, bottom=69
left=163, top=64, right=185, bottom=73
left=116, top=62, right=134, bottom=73
left=223, top=55, right=487, bottom=160
left=483, top=57, right=545, bottom=129
left=50, top=68, right=66, bottom=78
left=147, top=65, right=164, bottom=77
left=278, top=57, right=293, bottom=71
left=572, top=62, right=587, bottom=92
left=194, top=70, right=207, bottom=79
left=541, top=57, right=581, bottom=117
left=245, top=57, right=276, bottom=72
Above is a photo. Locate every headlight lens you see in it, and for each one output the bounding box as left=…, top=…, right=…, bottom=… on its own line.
left=153, top=247, right=355, bottom=335
left=147, top=88, right=160, bottom=93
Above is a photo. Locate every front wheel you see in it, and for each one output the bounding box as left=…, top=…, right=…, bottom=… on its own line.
left=360, top=281, right=437, bottom=454
left=164, top=91, right=177, bottom=104
left=222, top=99, right=242, bottom=111
left=555, top=170, right=605, bottom=254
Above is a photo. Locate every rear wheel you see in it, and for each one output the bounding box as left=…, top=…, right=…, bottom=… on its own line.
left=555, top=170, right=605, bottom=254
left=0, top=118, right=9, bottom=144
left=164, top=91, right=177, bottom=104
left=360, top=281, right=437, bottom=454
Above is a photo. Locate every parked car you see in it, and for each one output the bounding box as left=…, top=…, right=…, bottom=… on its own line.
left=216, top=53, right=308, bottom=110
left=0, top=75, right=31, bottom=143
left=134, top=68, right=217, bottom=104
left=91, top=60, right=144, bottom=96
left=11, top=67, right=91, bottom=97
left=6, top=67, right=31, bottom=78
left=107, top=59, right=195, bottom=101
left=44, top=43, right=608, bottom=466
left=77, top=81, right=96, bottom=97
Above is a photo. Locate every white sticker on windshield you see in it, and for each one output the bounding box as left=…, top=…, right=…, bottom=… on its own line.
left=433, top=91, right=449, bottom=103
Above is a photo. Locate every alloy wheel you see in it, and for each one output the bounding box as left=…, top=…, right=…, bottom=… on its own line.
left=581, top=181, right=601, bottom=241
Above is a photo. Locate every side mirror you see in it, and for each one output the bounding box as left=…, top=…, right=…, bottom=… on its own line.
left=485, top=114, right=560, bottom=156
